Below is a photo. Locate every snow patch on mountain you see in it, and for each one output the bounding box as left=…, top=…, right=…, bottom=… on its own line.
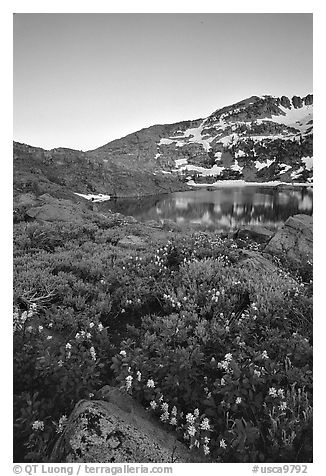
left=74, top=193, right=111, bottom=202
left=269, top=104, right=313, bottom=133
left=301, top=156, right=313, bottom=171
left=255, top=159, right=275, bottom=170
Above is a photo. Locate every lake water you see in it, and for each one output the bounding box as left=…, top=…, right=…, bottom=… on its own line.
left=99, top=186, right=313, bottom=231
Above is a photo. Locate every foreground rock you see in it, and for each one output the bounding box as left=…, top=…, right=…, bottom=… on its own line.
left=264, top=214, right=313, bottom=264
left=234, top=226, right=274, bottom=244
left=26, top=194, right=89, bottom=223
left=51, top=386, right=202, bottom=463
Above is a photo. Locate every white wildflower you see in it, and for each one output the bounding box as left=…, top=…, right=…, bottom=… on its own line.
left=161, top=402, right=169, bottom=412
left=98, top=323, right=104, bottom=331
left=277, top=388, right=285, bottom=398
left=32, top=420, right=44, bottom=431
left=89, top=322, right=95, bottom=328
left=136, top=371, right=142, bottom=381
left=146, top=379, right=155, bottom=388
left=261, top=350, right=269, bottom=360
left=194, top=408, right=200, bottom=418
left=224, top=353, right=233, bottom=362
left=236, top=397, right=242, bottom=405
left=171, top=406, right=177, bottom=416
left=220, top=438, right=227, bottom=449
left=160, top=412, right=169, bottom=422
left=125, top=375, right=133, bottom=390
left=149, top=401, right=157, bottom=410
left=188, top=425, right=196, bottom=437
left=170, top=417, right=177, bottom=426
left=119, top=350, right=127, bottom=357
left=186, top=413, right=195, bottom=424
left=203, top=444, right=210, bottom=455
left=38, top=325, right=43, bottom=333
left=47, top=335, right=53, bottom=340
left=200, top=418, right=211, bottom=431
left=279, top=401, right=287, bottom=411
left=269, top=387, right=277, bottom=398
left=90, top=346, right=96, bottom=361
left=65, top=343, right=72, bottom=350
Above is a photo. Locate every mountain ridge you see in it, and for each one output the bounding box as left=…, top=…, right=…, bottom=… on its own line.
left=13, top=93, right=313, bottom=202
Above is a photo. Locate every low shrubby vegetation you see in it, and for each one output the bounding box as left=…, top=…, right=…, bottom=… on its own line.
left=13, top=214, right=313, bottom=462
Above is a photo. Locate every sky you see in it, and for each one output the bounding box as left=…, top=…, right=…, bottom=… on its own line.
left=13, top=13, right=313, bottom=151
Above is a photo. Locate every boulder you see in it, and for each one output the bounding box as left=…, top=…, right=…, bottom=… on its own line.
left=264, top=214, right=312, bottom=264
left=118, top=235, right=147, bottom=249
left=26, top=195, right=88, bottom=222
left=50, top=386, right=202, bottom=463
left=234, top=226, right=274, bottom=244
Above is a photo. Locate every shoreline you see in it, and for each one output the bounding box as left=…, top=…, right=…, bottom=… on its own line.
left=187, top=179, right=313, bottom=188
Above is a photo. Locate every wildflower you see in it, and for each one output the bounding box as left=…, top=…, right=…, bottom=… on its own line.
left=218, top=361, right=229, bottom=371
left=235, top=397, right=242, bottom=405
left=48, top=323, right=53, bottom=328
left=200, top=418, right=211, bottom=431
left=203, top=444, right=210, bottom=455
left=136, top=371, right=142, bottom=381
left=58, top=360, right=63, bottom=367
left=47, top=335, right=53, bottom=340
left=277, top=388, right=285, bottom=398
left=188, top=426, right=196, bottom=437
left=65, top=343, right=72, bottom=350
left=32, top=420, right=44, bottom=431
left=90, top=346, right=96, bottom=361
left=125, top=375, right=133, bottom=390
left=220, top=438, right=227, bottom=449
left=56, top=415, right=67, bottom=433
left=98, top=323, right=104, bottom=331
left=269, top=387, right=277, bottom=398
left=161, top=402, right=169, bottom=412
left=254, top=369, right=261, bottom=377
left=89, top=322, right=94, bottom=328
left=261, top=350, right=269, bottom=360
left=194, top=408, right=200, bottom=418
left=224, top=353, right=232, bottom=361
left=150, top=401, right=157, bottom=410
left=38, top=325, right=43, bottom=333
left=119, top=350, right=127, bottom=357
left=221, top=378, right=226, bottom=386
left=160, top=412, right=169, bottom=422
left=86, top=333, right=92, bottom=339
left=171, top=406, right=177, bottom=416
left=89, top=393, right=94, bottom=398
left=279, top=401, right=287, bottom=411
left=26, top=326, right=33, bottom=333
left=75, top=333, right=81, bottom=339
left=204, top=436, right=210, bottom=444
left=194, top=439, right=200, bottom=448
left=186, top=413, right=195, bottom=424
left=170, top=417, right=177, bottom=426
left=146, top=379, right=155, bottom=388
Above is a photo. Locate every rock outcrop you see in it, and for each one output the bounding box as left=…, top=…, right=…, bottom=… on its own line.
left=51, top=386, right=202, bottom=463
left=26, top=194, right=89, bottom=222
left=234, top=226, right=274, bottom=244
left=264, top=214, right=313, bottom=264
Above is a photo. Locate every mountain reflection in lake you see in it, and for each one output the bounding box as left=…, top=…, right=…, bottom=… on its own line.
left=98, top=186, right=313, bottom=231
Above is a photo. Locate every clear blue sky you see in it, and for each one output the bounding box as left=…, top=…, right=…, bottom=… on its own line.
left=13, top=13, right=312, bottom=151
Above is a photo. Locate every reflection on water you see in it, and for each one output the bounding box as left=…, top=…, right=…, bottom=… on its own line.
left=98, top=186, right=313, bottom=231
